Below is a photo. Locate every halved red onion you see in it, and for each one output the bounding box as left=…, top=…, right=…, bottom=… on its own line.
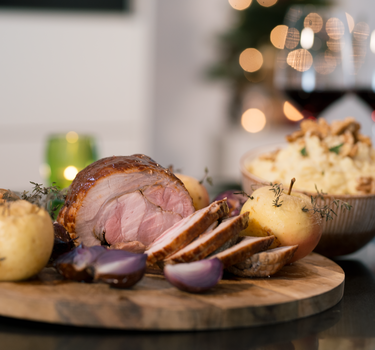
left=54, top=245, right=107, bottom=282
left=213, top=190, right=248, bottom=217
left=90, top=250, right=147, bottom=289
left=164, top=258, right=223, bottom=293
left=49, top=222, right=76, bottom=263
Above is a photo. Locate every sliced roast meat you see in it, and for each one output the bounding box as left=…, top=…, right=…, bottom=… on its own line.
left=57, top=154, right=195, bottom=247
left=146, top=199, right=229, bottom=264
left=209, top=236, right=274, bottom=268
left=226, top=245, right=298, bottom=277
left=109, top=241, right=147, bottom=254
left=165, top=212, right=249, bottom=264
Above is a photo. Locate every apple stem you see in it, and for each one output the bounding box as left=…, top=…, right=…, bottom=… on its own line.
left=288, top=178, right=296, bottom=195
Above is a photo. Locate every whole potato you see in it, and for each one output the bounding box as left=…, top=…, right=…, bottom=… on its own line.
left=175, top=173, right=210, bottom=210
left=0, top=200, right=54, bottom=281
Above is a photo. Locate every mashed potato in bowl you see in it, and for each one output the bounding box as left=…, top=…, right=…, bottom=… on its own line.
left=247, top=117, right=375, bottom=195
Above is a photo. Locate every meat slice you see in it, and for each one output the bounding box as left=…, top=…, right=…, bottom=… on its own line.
left=109, top=241, right=147, bottom=254
left=57, top=155, right=195, bottom=247
left=209, top=236, right=274, bottom=268
left=227, top=245, right=298, bottom=277
left=165, top=212, right=249, bottom=264
left=146, top=199, right=229, bottom=264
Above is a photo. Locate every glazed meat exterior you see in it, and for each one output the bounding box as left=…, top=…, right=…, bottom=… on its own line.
left=57, top=154, right=195, bottom=247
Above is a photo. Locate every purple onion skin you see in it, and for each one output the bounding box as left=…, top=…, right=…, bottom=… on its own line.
left=91, top=250, right=147, bottom=289
left=164, top=258, right=223, bottom=293
left=213, top=190, right=248, bottom=217
left=54, top=245, right=107, bottom=282
left=49, top=223, right=76, bottom=263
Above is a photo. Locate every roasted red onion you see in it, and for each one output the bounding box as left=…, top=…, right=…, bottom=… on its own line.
left=90, top=250, right=147, bottom=288
left=164, top=258, right=223, bottom=293
left=49, top=222, right=76, bottom=263
left=54, top=245, right=107, bottom=282
left=213, top=190, right=248, bottom=217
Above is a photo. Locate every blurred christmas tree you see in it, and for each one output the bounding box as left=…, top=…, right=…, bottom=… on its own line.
left=208, top=0, right=331, bottom=123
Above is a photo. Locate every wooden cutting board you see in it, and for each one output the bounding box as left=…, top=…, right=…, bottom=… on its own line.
left=0, top=253, right=344, bottom=331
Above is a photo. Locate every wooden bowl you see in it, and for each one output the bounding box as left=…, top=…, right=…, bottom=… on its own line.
left=240, top=144, right=375, bottom=257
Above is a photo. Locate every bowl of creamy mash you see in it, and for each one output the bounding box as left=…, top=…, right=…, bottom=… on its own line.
left=240, top=117, right=375, bottom=257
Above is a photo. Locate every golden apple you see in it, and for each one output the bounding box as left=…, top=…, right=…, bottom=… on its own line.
left=175, top=173, right=210, bottom=210
left=240, top=184, right=323, bottom=263
left=0, top=200, right=54, bottom=281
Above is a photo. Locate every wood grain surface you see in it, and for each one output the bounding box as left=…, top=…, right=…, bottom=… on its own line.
left=0, top=253, right=344, bottom=331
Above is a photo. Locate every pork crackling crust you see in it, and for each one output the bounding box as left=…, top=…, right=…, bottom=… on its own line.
left=57, top=154, right=195, bottom=246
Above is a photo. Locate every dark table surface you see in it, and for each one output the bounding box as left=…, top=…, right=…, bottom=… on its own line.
left=1, top=238, right=375, bottom=350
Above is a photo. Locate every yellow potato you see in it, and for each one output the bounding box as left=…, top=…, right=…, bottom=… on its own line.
left=175, top=173, right=210, bottom=210
left=0, top=200, right=54, bottom=281
left=240, top=186, right=323, bottom=262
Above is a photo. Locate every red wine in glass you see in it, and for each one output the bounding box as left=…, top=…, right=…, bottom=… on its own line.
left=283, top=89, right=346, bottom=118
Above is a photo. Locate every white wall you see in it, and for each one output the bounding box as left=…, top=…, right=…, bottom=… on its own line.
left=0, top=2, right=155, bottom=191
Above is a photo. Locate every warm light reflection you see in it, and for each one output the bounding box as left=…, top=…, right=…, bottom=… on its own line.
left=241, top=109, right=266, bottom=133
left=287, top=49, right=313, bottom=72
left=270, top=25, right=288, bottom=49
left=64, top=166, right=78, bottom=181
left=324, top=50, right=336, bottom=65
left=303, top=13, right=323, bottom=33
left=285, top=28, right=300, bottom=49
left=353, top=22, right=370, bottom=42
left=228, top=0, right=252, bottom=10
left=370, top=30, right=375, bottom=54
left=327, top=38, right=342, bottom=52
left=345, top=13, right=355, bottom=33
left=256, top=0, right=277, bottom=7
left=66, top=131, right=79, bottom=144
left=239, top=48, right=263, bottom=72
left=314, top=53, right=336, bottom=75
left=283, top=101, right=304, bottom=121
left=301, top=27, right=314, bottom=49
left=285, top=7, right=302, bottom=23
left=326, top=18, right=345, bottom=40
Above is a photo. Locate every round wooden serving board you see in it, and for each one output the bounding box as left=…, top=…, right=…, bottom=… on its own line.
left=0, top=253, right=344, bottom=331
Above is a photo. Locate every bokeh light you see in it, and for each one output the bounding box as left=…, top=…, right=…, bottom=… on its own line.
left=285, top=7, right=302, bottom=23
left=303, top=13, right=323, bottom=33
left=283, top=101, right=304, bottom=122
left=270, top=25, right=288, bottom=49
left=285, top=28, right=300, bottom=49
left=370, top=30, right=375, bottom=54
left=241, top=108, right=266, bottom=133
left=353, top=22, right=370, bottom=42
left=314, top=53, right=336, bottom=75
left=256, top=0, right=277, bottom=7
left=327, top=38, right=342, bottom=52
left=64, top=166, right=78, bottom=181
left=239, top=48, right=263, bottom=72
left=287, top=49, right=313, bottom=72
left=300, top=27, right=314, bottom=49
left=66, top=131, right=79, bottom=144
left=345, top=13, right=355, bottom=33
left=326, top=18, right=345, bottom=40
left=228, top=0, right=252, bottom=11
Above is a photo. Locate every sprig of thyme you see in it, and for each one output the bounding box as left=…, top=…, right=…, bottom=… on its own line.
left=234, top=190, right=254, bottom=200
left=20, top=182, right=67, bottom=219
left=301, top=185, right=352, bottom=221
left=199, top=167, right=213, bottom=186
left=269, top=182, right=283, bottom=207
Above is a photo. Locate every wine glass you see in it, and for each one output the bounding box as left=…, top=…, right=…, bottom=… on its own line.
left=274, top=5, right=355, bottom=119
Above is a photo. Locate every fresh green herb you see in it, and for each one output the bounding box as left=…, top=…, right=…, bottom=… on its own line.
left=302, top=185, right=352, bottom=221
left=329, top=143, right=344, bottom=155
left=269, top=182, right=283, bottom=208
left=20, top=182, right=67, bottom=219
left=234, top=191, right=254, bottom=200
left=199, top=167, right=213, bottom=186
left=300, top=147, right=308, bottom=157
